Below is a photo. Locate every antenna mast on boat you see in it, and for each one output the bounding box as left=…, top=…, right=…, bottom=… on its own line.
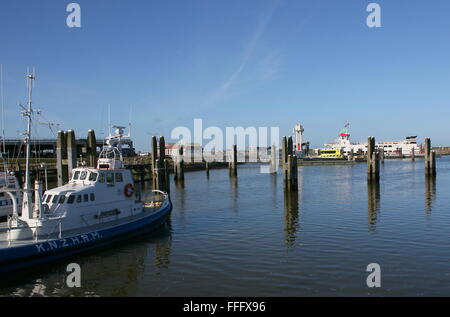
left=0, top=65, right=6, bottom=160
left=21, top=68, right=35, bottom=219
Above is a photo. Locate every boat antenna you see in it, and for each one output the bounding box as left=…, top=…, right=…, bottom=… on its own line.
left=0, top=65, right=6, bottom=161
left=21, top=67, right=36, bottom=219
left=128, top=105, right=132, bottom=138
left=108, top=104, right=111, bottom=138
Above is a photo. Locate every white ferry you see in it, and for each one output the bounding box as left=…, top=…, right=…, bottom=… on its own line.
left=324, top=122, right=421, bottom=157
left=0, top=72, right=172, bottom=273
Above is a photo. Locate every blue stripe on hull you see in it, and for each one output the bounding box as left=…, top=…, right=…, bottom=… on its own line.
left=0, top=203, right=172, bottom=273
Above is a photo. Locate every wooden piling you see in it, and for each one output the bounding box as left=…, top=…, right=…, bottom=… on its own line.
left=174, top=145, right=185, bottom=181
left=229, top=144, right=237, bottom=177
left=205, top=161, right=210, bottom=177
left=87, top=129, right=97, bottom=167
left=270, top=145, right=277, bottom=174
left=151, top=136, right=159, bottom=190
left=164, top=159, right=170, bottom=194
left=282, top=136, right=298, bottom=191
left=424, top=137, right=436, bottom=176
left=411, top=147, right=415, bottom=161
left=379, top=148, right=384, bottom=164
left=66, top=129, right=77, bottom=176
left=367, top=136, right=379, bottom=181
left=281, top=136, right=288, bottom=167
left=56, top=130, right=68, bottom=186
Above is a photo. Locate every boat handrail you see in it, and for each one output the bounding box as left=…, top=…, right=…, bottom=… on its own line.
left=45, top=219, right=63, bottom=241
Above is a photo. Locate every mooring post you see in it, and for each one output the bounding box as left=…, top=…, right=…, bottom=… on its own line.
left=164, top=159, right=170, bottom=194
left=379, top=147, right=385, bottom=164
left=56, top=130, right=68, bottom=186
left=159, top=136, right=167, bottom=190
left=205, top=161, right=210, bottom=177
left=281, top=136, right=288, bottom=173
left=270, top=145, right=277, bottom=174
left=151, top=136, right=159, bottom=190
left=87, top=129, right=97, bottom=167
left=174, top=145, right=185, bottom=181
left=367, top=136, right=379, bottom=181
left=411, top=147, right=415, bottom=161
left=66, top=129, right=77, bottom=176
left=424, top=137, right=436, bottom=176
left=348, top=149, right=354, bottom=161
left=229, top=144, right=237, bottom=177
left=284, top=154, right=298, bottom=191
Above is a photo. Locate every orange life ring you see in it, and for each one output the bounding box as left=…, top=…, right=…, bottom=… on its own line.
left=124, top=184, right=135, bottom=197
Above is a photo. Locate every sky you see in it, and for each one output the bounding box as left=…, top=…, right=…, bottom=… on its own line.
left=1, top=0, right=450, bottom=151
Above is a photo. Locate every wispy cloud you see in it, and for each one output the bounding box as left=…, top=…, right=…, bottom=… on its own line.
left=203, top=0, right=281, bottom=108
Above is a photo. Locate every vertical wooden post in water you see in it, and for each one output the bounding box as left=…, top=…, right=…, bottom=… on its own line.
left=270, top=145, right=277, bottom=174
left=159, top=136, right=167, bottom=191
left=281, top=136, right=288, bottom=176
left=56, top=130, right=68, bottom=186
left=424, top=137, right=436, bottom=176
left=164, top=159, right=170, bottom=194
left=66, top=129, right=77, bottom=177
left=282, top=136, right=298, bottom=191
left=367, top=136, right=379, bottom=181
left=411, top=147, right=415, bottom=161
left=151, top=136, right=159, bottom=190
left=174, top=145, right=185, bottom=181
left=229, top=144, right=237, bottom=177
left=87, top=129, right=97, bottom=167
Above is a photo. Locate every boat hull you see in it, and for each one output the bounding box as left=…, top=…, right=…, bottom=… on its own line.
left=0, top=201, right=172, bottom=274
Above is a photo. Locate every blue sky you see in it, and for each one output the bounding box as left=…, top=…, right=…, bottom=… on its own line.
left=1, top=0, right=450, bottom=151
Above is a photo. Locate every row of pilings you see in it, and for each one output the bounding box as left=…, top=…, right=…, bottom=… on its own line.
left=50, top=132, right=438, bottom=195
left=56, top=129, right=97, bottom=186
left=367, top=136, right=437, bottom=183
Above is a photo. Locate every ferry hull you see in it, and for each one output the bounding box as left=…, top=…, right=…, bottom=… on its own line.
left=0, top=202, right=172, bottom=274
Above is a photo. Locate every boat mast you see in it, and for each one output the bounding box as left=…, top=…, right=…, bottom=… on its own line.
left=21, top=69, right=35, bottom=219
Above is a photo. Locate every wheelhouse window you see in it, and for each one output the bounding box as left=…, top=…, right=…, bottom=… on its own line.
left=98, top=173, right=105, bottom=183
left=52, top=195, right=59, bottom=203
left=46, top=195, right=52, bottom=203
left=115, top=173, right=123, bottom=182
left=80, top=171, right=88, bottom=180
left=83, top=194, right=89, bottom=202
left=106, top=173, right=114, bottom=186
left=90, top=193, right=95, bottom=201
left=59, top=195, right=66, bottom=204
left=76, top=195, right=82, bottom=203
left=73, top=171, right=80, bottom=180
left=67, top=195, right=75, bottom=204
left=89, top=172, right=98, bottom=182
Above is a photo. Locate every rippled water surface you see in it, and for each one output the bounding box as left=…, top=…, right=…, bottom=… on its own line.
left=1, top=157, right=450, bottom=296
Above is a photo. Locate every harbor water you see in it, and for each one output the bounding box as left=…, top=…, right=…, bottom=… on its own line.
left=1, top=157, right=450, bottom=296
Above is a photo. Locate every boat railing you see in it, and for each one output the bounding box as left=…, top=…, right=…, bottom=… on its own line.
left=45, top=219, right=63, bottom=241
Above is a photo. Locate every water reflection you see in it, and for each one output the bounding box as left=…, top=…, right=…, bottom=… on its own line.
left=230, top=176, right=238, bottom=214
left=425, top=176, right=436, bottom=215
left=283, top=191, right=299, bottom=248
left=270, top=173, right=277, bottom=209
left=7, top=237, right=153, bottom=296
left=367, top=180, right=380, bottom=231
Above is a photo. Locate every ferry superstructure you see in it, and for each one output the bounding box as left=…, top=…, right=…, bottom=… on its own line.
left=324, top=122, right=421, bottom=157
